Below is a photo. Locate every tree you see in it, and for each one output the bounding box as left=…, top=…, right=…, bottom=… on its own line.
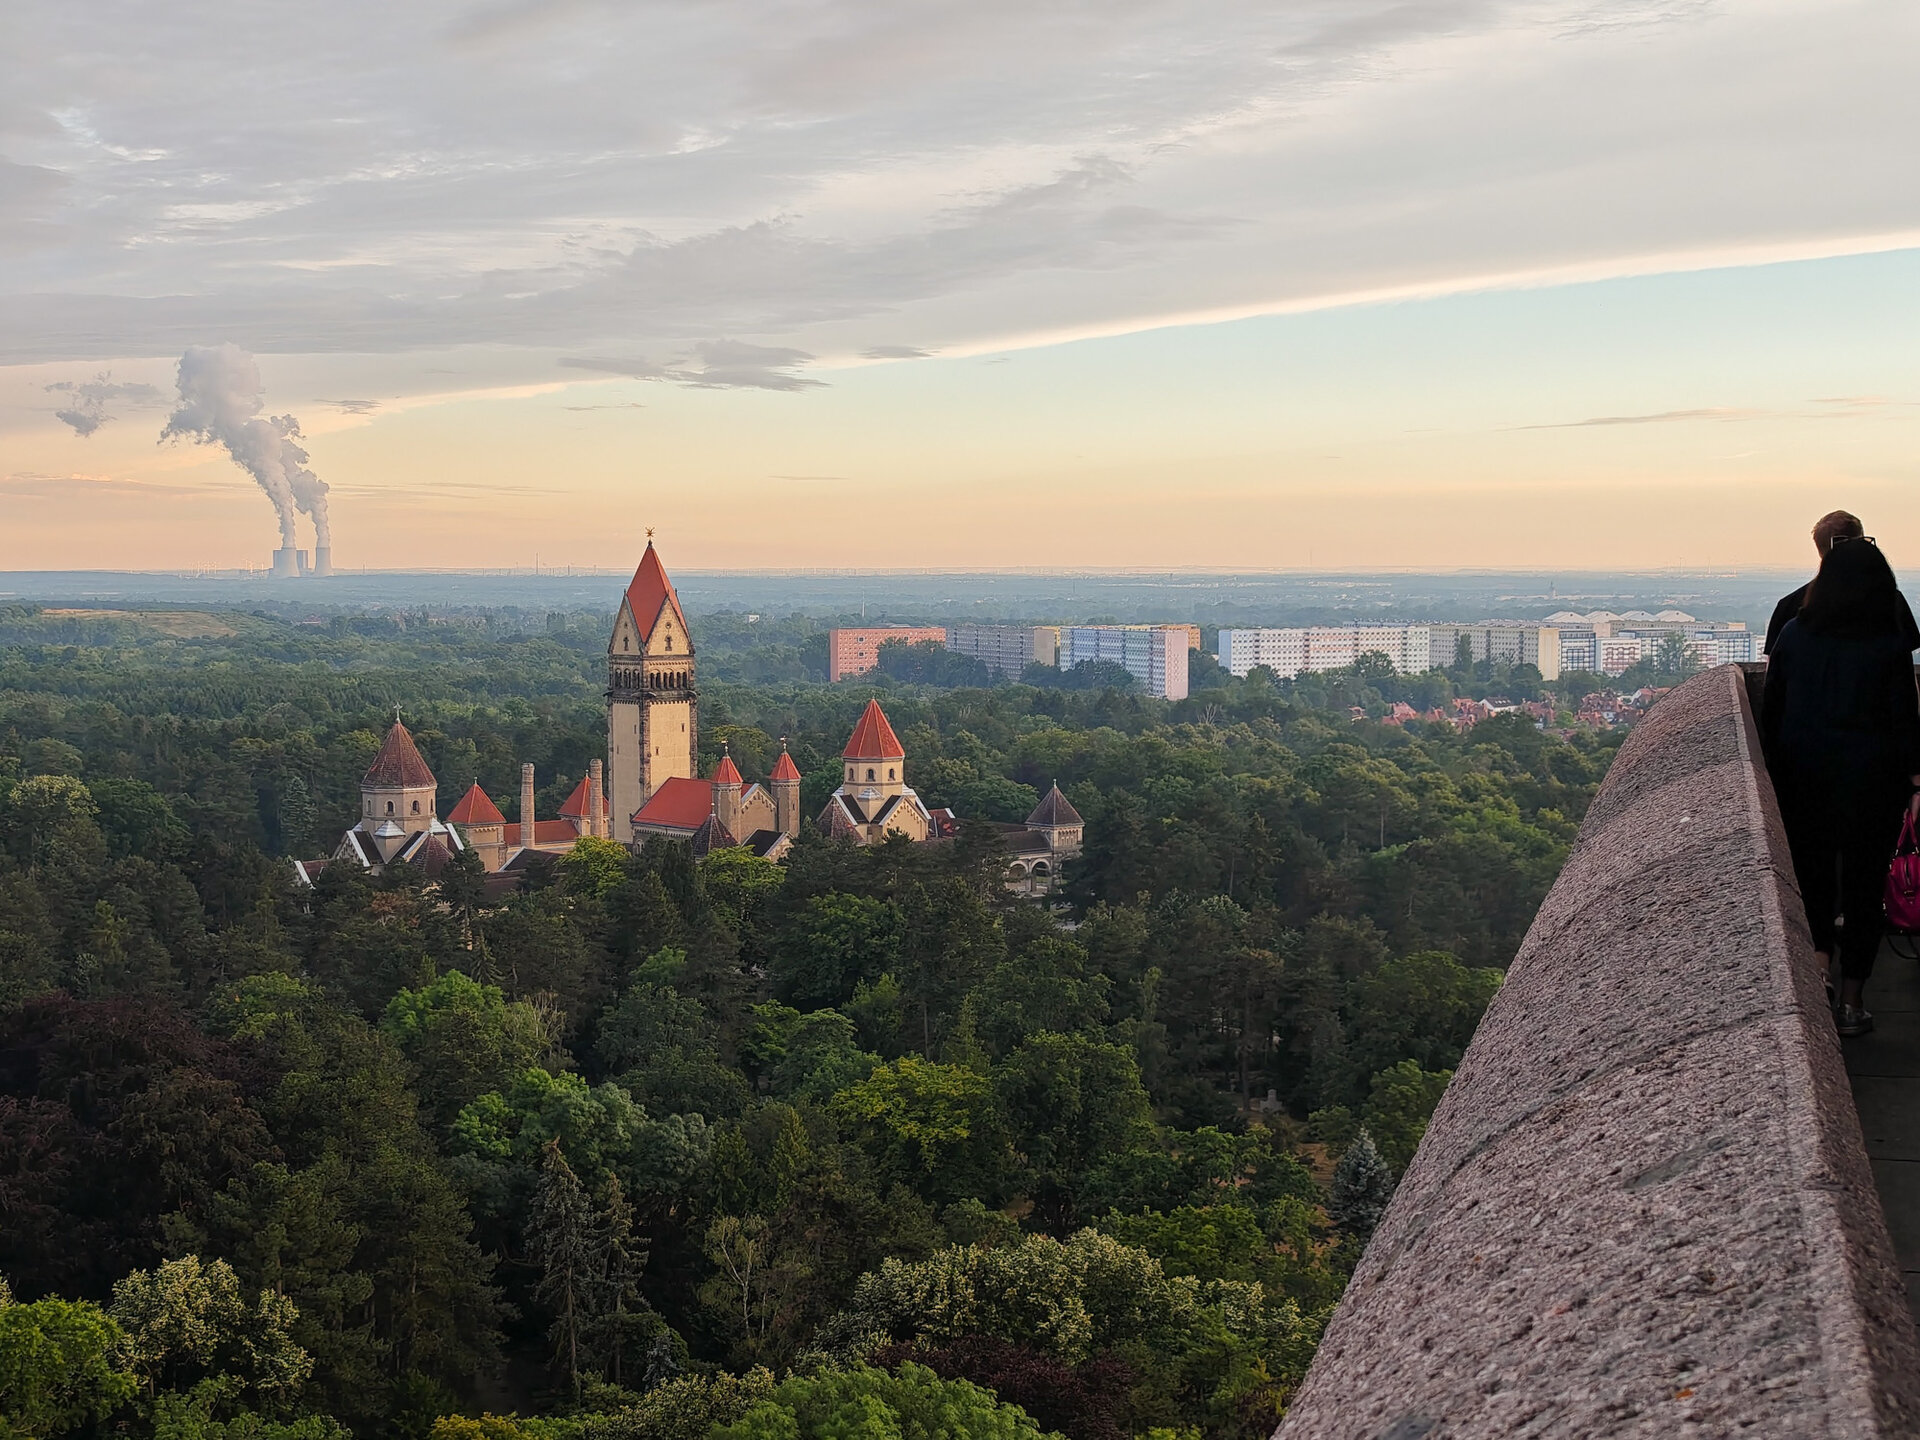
left=831, top=1057, right=1003, bottom=1204
left=110, top=1256, right=312, bottom=1408
left=1328, top=1130, right=1395, bottom=1245
left=278, top=776, right=317, bottom=858
left=1359, top=1060, right=1451, bottom=1173
left=591, top=1177, right=650, bottom=1389
left=381, top=971, right=550, bottom=1128
left=772, top=894, right=904, bottom=1009
left=527, top=1142, right=601, bottom=1400
left=711, top=1363, right=1053, bottom=1440
left=0, top=1295, right=136, bottom=1439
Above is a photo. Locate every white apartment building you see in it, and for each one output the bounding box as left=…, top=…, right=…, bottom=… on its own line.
left=1217, top=626, right=1432, bottom=680
left=1426, top=624, right=1562, bottom=681
left=946, top=624, right=1061, bottom=678
left=1060, top=625, right=1190, bottom=699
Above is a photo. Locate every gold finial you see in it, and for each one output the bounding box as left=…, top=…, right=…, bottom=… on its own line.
left=646, top=527, right=655, bottom=539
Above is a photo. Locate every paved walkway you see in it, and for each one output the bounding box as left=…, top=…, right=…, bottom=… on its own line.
left=1845, top=939, right=1920, bottom=1328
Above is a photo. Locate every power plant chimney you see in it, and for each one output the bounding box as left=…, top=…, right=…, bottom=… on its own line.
left=588, top=758, right=607, bottom=839
left=270, top=547, right=299, bottom=578
left=296, top=549, right=311, bottom=576
left=520, top=763, right=537, bottom=853
left=312, top=546, right=334, bottom=577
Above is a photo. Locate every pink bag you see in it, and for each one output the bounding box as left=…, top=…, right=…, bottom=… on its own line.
left=1886, top=811, right=1920, bottom=933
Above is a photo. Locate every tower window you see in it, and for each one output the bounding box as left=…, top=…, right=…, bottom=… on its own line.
left=888, top=768, right=896, bottom=780
left=867, top=768, right=875, bottom=781
left=622, top=637, right=629, bottom=652
left=412, top=800, right=421, bottom=814
left=665, top=635, right=673, bottom=651
left=386, top=802, right=394, bottom=814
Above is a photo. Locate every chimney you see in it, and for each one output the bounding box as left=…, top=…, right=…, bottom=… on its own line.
left=520, top=763, right=536, bottom=852
left=270, top=547, right=299, bottom=578
left=589, top=758, right=606, bottom=839
left=312, top=546, right=334, bottom=577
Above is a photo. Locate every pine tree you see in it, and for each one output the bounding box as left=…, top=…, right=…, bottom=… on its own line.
left=591, top=1176, right=649, bottom=1389
left=279, top=773, right=317, bottom=856
left=1329, top=1127, right=1396, bottom=1246
left=527, top=1140, right=602, bottom=1398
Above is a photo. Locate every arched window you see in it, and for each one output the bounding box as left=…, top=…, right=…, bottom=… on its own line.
left=386, top=801, right=394, bottom=815
left=867, top=768, right=875, bottom=781
left=888, top=768, right=896, bottom=780
left=411, top=800, right=421, bottom=814
left=665, top=635, right=673, bottom=651
left=622, top=637, right=629, bottom=652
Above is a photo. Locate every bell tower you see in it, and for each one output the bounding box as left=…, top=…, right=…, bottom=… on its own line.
left=607, top=538, right=698, bottom=843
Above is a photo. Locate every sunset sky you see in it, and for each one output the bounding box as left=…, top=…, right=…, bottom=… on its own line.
left=4, top=0, right=1918, bottom=572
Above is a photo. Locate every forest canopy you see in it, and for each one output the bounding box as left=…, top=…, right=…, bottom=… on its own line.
left=0, top=603, right=1619, bottom=1440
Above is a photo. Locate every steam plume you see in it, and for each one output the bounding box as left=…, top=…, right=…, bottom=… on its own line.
left=161, top=343, right=331, bottom=549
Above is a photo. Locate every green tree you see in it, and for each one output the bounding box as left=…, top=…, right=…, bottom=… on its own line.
left=1359, top=1060, right=1451, bottom=1173
left=1327, top=1130, right=1394, bottom=1245
left=772, top=893, right=903, bottom=1009
left=0, top=1295, right=136, bottom=1440
left=831, top=1057, right=1002, bottom=1203
left=527, top=1142, right=602, bottom=1400
left=381, top=971, right=551, bottom=1128
left=711, top=1363, right=1053, bottom=1440
left=110, top=1256, right=312, bottom=1408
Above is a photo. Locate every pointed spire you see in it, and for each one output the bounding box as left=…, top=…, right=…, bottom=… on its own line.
left=842, top=698, right=906, bottom=760
left=771, top=737, right=801, bottom=783
left=448, top=781, right=506, bottom=825
left=364, top=718, right=436, bottom=788
left=621, top=539, right=690, bottom=644
left=712, top=741, right=742, bottom=786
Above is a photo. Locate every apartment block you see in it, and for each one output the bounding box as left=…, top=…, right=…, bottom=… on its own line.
left=1217, top=626, right=1432, bottom=680
left=1427, top=624, right=1563, bottom=681
left=827, top=625, right=948, bottom=681
left=1060, top=625, right=1190, bottom=699
left=946, top=624, right=1061, bottom=678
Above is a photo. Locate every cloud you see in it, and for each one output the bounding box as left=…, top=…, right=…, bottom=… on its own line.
left=561, top=343, right=822, bottom=391
left=0, top=0, right=1915, bottom=374
left=45, top=374, right=166, bottom=436
left=1517, top=407, right=1762, bottom=429
left=563, top=401, right=646, bottom=411
left=317, top=397, right=381, bottom=415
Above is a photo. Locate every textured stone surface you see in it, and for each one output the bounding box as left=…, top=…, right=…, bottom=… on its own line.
left=1277, top=666, right=1920, bottom=1439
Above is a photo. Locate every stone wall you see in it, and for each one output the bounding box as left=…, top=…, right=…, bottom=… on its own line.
left=1276, top=665, right=1920, bottom=1439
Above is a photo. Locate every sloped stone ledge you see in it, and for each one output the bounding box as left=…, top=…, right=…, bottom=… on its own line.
left=1276, top=665, right=1920, bottom=1440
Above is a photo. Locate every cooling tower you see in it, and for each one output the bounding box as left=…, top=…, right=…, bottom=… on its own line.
left=312, top=546, right=334, bottom=577
left=270, top=547, right=300, bottom=578
left=296, top=549, right=311, bottom=576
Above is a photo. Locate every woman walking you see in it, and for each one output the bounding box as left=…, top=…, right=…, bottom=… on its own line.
left=1762, top=535, right=1920, bottom=1036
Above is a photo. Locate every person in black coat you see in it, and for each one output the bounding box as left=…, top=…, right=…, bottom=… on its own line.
left=1764, top=508, right=1920, bottom=654
left=1761, top=536, right=1920, bottom=1036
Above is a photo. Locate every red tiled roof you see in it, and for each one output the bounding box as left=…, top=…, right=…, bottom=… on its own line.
left=842, top=698, right=906, bottom=760
left=622, top=542, right=690, bottom=646
left=632, top=776, right=716, bottom=830
left=504, top=819, right=585, bottom=846
left=558, top=774, right=594, bottom=818
left=448, top=782, right=506, bottom=825
left=365, top=721, right=437, bottom=789
left=712, top=752, right=742, bottom=785
left=771, top=748, right=802, bottom=782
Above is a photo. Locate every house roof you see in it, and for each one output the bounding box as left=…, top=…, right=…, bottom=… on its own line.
left=364, top=720, right=436, bottom=789
left=448, top=782, right=506, bottom=825
left=621, top=541, right=691, bottom=646
left=842, top=698, right=906, bottom=760
left=504, top=819, right=585, bottom=847
left=771, top=747, right=802, bottom=782
left=711, top=752, right=742, bottom=785
left=632, top=775, right=716, bottom=831
left=1026, top=783, right=1083, bottom=828
left=689, top=814, right=739, bottom=857
left=558, top=774, right=595, bottom=818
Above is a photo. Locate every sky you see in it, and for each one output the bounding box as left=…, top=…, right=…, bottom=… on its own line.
left=2, top=0, right=1918, bottom=573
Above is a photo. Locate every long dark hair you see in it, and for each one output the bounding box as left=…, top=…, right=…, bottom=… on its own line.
left=1800, top=537, right=1904, bottom=638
